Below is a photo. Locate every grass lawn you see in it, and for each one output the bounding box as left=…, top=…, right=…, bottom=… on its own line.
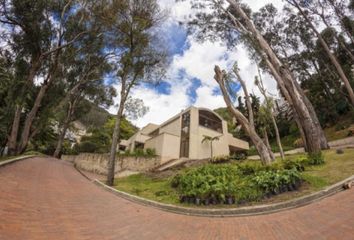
left=114, top=148, right=354, bottom=207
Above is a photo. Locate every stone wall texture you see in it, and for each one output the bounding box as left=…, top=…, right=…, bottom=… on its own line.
left=62, top=153, right=160, bottom=175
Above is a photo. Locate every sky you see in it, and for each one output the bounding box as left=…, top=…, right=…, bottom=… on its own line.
left=109, top=0, right=285, bottom=128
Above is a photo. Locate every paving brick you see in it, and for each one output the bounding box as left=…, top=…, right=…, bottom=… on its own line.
left=0, top=157, right=353, bottom=240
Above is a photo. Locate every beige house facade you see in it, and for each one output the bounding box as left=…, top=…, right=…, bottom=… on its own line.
left=120, top=106, right=249, bottom=164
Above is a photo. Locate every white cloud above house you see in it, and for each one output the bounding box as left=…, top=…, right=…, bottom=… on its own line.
left=110, top=0, right=285, bottom=128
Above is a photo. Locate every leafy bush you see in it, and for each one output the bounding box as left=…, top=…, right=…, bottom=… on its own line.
left=307, top=152, right=325, bottom=165
left=282, top=157, right=307, bottom=172
left=230, top=152, right=247, bottom=161
left=145, top=148, right=156, bottom=157
left=76, top=141, right=99, bottom=153
left=209, top=155, right=230, bottom=164
left=172, top=163, right=303, bottom=205
left=237, top=162, right=264, bottom=175
left=252, top=169, right=302, bottom=195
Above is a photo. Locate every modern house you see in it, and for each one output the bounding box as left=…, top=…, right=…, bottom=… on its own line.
left=119, top=106, right=249, bottom=164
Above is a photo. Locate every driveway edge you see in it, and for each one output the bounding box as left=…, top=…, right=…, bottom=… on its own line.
left=0, top=155, right=36, bottom=168
left=91, top=175, right=354, bottom=218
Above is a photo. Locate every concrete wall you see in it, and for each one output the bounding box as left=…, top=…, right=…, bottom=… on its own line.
left=197, top=126, right=229, bottom=159
left=62, top=153, right=160, bottom=176
left=145, top=132, right=180, bottom=164
left=159, top=118, right=181, bottom=136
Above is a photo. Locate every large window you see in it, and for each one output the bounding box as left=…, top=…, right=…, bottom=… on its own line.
left=199, top=110, right=223, bottom=133
left=180, top=111, right=190, bottom=158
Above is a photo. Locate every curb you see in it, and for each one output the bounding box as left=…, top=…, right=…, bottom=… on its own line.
left=0, top=155, right=36, bottom=168
left=91, top=175, right=354, bottom=218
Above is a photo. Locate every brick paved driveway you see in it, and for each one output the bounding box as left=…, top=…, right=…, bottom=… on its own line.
left=0, top=157, right=353, bottom=240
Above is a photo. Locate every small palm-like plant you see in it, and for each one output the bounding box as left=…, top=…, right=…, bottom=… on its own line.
left=202, top=135, right=220, bottom=159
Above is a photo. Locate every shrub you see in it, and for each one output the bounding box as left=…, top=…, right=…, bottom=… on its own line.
left=282, top=157, right=307, bottom=172
left=172, top=163, right=303, bottom=205
left=237, top=162, right=264, bottom=175
left=252, top=169, right=302, bottom=195
left=307, top=152, right=325, bottom=165
left=230, top=152, right=247, bottom=161
left=76, top=141, right=98, bottom=153
left=209, top=155, right=230, bottom=164
left=145, top=148, right=156, bottom=157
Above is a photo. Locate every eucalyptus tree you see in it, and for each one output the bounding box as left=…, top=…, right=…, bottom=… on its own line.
left=52, top=48, right=115, bottom=158
left=325, top=0, right=354, bottom=45
left=255, top=73, right=285, bottom=160
left=214, top=65, right=275, bottom=165
left=105, top=0, right=167, bottom=186
left=182, top=0, right=328, bottom=154
left=0, top=0, right=98, bottom=154
left=286, top=0, right=354, bottom=107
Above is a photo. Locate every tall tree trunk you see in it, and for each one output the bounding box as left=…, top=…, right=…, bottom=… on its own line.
left=234, top=70, right=255, bottom=130
left=293, top=1, right=354, bottom=107
left=214, top=66, right=275, bottom=165
left=263, top=128, right=271, bottom=151
left=18, top=83, right=50, bottom=154
left=271, top=114, right=285, bottom=160
left=17, top=50, right=61, bottom=154
left=226, top=0, right=328, bottom=153
left=106, top=94, right=126, bottom=186
left=7, top=105, right=21, bottom=155
left=7, top=59, right=42, bottom=155
left=53, top=98, right=78, bottom=159
left=256, top=69, right=286, bottom=161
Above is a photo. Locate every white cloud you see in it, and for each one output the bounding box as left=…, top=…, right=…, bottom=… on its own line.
left=110, top=0, right=285, bottom=128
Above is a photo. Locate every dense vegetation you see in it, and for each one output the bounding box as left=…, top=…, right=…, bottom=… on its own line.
left=171, top=153, right=323, bottom=205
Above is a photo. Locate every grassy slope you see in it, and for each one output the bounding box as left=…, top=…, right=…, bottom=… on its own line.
left=115, top=149, right=354, bottom=206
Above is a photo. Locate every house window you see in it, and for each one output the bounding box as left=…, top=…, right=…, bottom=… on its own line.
left=199, top=110, right=223, bottom=133
left=135, top=142, right=145, bottom=150
left=180, top=111, right=190, bottom=158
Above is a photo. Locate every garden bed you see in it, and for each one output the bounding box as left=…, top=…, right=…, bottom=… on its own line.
left=114, top=149, right=354, bottom=208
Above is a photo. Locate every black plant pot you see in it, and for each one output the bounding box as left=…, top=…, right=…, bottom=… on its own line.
left=226, top=197, right=234, bottom=205
left=280, top=186, right=287, bottom=193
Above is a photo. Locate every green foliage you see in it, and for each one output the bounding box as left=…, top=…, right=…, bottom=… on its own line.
left=252, top=169, right=302, bottom=194
left=307, top=152, right=325, bottom=165
left=209, top=155, right=230, bottom=164
left=282, top=157, right=307, bottom=172
left=172, top=163, right=302, bottom=205
left=76, top=129, right=111, bottom=153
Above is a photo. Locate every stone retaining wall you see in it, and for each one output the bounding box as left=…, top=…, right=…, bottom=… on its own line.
left=62, top=153, right=160, bottom=175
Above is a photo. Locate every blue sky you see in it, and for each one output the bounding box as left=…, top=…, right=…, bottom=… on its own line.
left=110, top=0, right=284, bottom=128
